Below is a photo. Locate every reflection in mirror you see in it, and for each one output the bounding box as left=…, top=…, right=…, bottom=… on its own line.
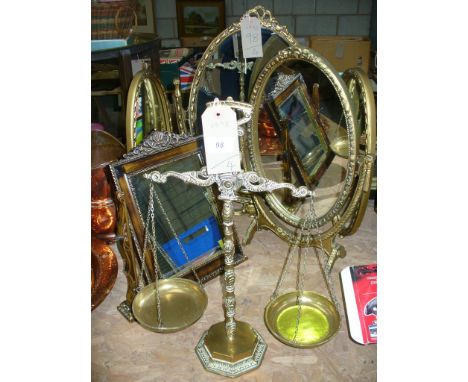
left=129, top=153, right=222, bottom=278
left=263, top=63, right=351, bottom=220
left=247, top=46, right=357, bottom=237
left=264, top=73, right=333, bottom=188
left=188, top=6, right=296, bottom=135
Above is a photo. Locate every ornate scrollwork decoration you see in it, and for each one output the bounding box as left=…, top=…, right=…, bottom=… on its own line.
left=145, top=168, right=312, bottom=205
left=240, top=171, right=312, bottom=198
left=206, top=60, right=254, bottom=72
left=244, top=5, right=285, bottom=33
left=123, top=130, right=195, bottom=160
left=266, top=72, right=301, bottom=101
left=144, top=167, right=216, bottom=188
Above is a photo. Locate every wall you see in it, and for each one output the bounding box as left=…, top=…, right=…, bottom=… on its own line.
left=154, top=0, right=373, bottom=48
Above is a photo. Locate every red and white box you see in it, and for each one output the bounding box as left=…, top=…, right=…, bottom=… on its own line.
left=340, top=264, right=377, bottom=345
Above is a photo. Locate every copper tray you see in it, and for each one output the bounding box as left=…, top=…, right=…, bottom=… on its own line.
left=132, top=278, right=207, bottom=333
left=91, top=130, right=125, bottom=170
left=264, top=291, right=340, bottom=348
left=91, top=238, right=118, bottom=311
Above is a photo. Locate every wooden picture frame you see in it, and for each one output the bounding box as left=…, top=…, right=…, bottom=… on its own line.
left=265, top=73, right=334, bottom=187
left=176, top=0, right=225, bottom=38
left=133, top=0, right=157, bottom=37
left=109, top=131, right=245, bottom=298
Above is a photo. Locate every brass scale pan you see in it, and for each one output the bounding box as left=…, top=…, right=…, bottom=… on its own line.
left=264, top=291, right=340, bottom=348
left=130, top=186, right=207, bottom=333
left=132, top=278, right=207, bottom=333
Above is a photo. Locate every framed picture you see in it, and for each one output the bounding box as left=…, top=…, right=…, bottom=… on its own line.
left=109, top=131, right=245, bottom=297
left=133, top=0, right=157, bottom=37
left=265, top=73, right=333, bottom=187
left=176, top=0, right=225, bottom=38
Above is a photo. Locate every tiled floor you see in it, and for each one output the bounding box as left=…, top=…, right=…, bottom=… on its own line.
left=92, top=205, right=377, bottom=382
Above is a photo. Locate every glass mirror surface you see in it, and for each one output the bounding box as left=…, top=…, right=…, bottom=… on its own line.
left=251, top=57, right=356, bottom=228
left=128, top=152, right=222, bottom=278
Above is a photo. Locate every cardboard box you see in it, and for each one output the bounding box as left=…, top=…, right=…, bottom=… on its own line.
left=309, top=36, right=371, bottom=74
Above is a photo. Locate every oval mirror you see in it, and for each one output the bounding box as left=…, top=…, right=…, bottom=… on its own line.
left=245, top=45, right=358, bottom=244
left=126, top=65, right=173, bottom=151
left=188, top=6, right=296, bottom=135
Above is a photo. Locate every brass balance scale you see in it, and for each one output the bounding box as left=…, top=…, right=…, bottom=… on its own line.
left=110, top=5, right=376, bottom=378
left=131, top=182, right=208, bottom=332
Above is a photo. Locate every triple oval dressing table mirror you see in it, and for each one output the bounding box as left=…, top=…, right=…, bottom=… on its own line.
left=183, top=6, right=376, bottom=271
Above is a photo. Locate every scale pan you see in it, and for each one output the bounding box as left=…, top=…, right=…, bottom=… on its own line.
left=132, top=278, right=208, bottom=333
left=264, top=290, right=340, bottom=348
left=329, top=136, right=349, bottom=158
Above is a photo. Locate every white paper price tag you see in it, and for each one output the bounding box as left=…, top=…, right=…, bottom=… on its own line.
left=202, top=103, right=241, bottom=175
left=240, top=16, right=263, bottom=59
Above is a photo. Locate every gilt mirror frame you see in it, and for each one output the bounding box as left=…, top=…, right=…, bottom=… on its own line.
left=125, top=66, right=173, bottom=152
left=187, top=5, right=297, bottom=135
left=245, top=45, right=360, bottom=257
left=339, top=67, right=377, bottom=236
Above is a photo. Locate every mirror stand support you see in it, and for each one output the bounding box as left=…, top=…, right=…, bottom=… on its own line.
left=243, top=216, right=258, bottom=246
left=144, top=169, right=311, bottom=378
left=322, top=237, right=346, bottom=275
left=242, top=211, right=272, bottom=246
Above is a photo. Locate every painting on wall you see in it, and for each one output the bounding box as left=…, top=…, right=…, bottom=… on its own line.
left=176, top=0, right=225, bottom=38
left=133, top=0, right=157, bottom=37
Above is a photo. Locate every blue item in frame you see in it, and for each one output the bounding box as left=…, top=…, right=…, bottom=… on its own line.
left=161, top=216, right=222, bottom=268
